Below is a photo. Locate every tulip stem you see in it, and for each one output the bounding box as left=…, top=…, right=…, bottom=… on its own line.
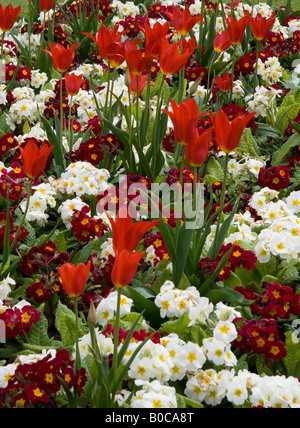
left=193, top=166, right=198, bottom=253
left=213, top=153, right=229, bottom=257
left=68, top=96, right=73, bottom=151
left=175, top=146, right=185, bottom=245
left=229, top=45, right=237, bottom=104
left=0, top=32, right=5, bottom=83
left=104, top=66, right=111, bottom=119
left=10, top=178, right=33, bottom=255
left=152, top=75, right=165, bottom=178
left=254, top=39, right=260, bottom=92
left=136, top=75, right=140, bottom=148
left=112, top=287, right=121, bottom=387
left=60, top=73, right=64, bottom=147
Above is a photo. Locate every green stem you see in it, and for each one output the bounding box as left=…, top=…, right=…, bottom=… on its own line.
left=112, top=287, right=121, bottom=385
left=193, top=166, right=198, bottom=253
left=60, top=73, right=64, bottom=147
left=10, top=179, right=33, bottom=253
left=175, top=145, right=186, bottom=245
left=0, top=32, right=5, bottom=83
left=229, top=45, right=237, bottom=104
left=109, top=68, right=116, bottom=121
left=152, top=76, right=165, bottom=177
left=136, top=75, right=140, bottom=148
left=206, top=51, right=217, bottom=91
left=68, top=96, right=73, bottom=151
left=104, top=66, right=111, bottom=119
left=140, top=60, right=153, bottom=143
left=254, top=39, right=260, bottom=92
left=213, top=153, right=229, bottom=256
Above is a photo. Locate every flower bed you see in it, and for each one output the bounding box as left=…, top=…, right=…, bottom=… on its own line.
left=0, top=0, right=300, bottom=409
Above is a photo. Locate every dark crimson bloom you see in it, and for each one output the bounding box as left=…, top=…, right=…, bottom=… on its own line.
left=163, top=4, right=204, bottom=37
left=0, top=133, right=18, bottom=160
left=258, top=166, right=291, bottom=190
left=42, top=41, right=79, bottom=73
left=0, top=3, right=21, bottom=33
left=250, top=12, right=276, bottom=41
left=71, top=206, right=108, bottom=243
left=28, top=281, right=50, bottom=304
left=20, top=140, right=54, bottom=179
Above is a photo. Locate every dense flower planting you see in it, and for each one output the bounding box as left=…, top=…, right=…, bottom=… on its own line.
left=0, top=0, right=300, bottom=409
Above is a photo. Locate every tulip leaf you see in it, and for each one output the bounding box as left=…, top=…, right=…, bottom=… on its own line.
left=55, top=302, right=87, bottom=346
left=205, top=287, right=255, bottom=307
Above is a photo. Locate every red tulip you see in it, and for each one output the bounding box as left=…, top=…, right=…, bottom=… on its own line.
left=42, top=41, right=79, bottom=73
left=225, top=12, right=252, bottom=45
left=164, top=4, right=204, bottom=37
left=39, top=0, right=55, bottom=13
left=59, top=261, right=91, bottom=297
left=65, top=72, right=83, bottom=96
left=107, top=208, right=160, bottom=288
left=162, top=98, right=206, bottom=146
left=125, top=40, right=153, bottom=76
left=129, top=73, right=148, bottom=96
left=111, top=249, right=144, bottom=288
left=250, top=12, right=276, bottom=41
left=214, top=30, right=233, bottom=53
left=159, top=37, right=196, bottom=76
left=215, top=72, right=232, bottom=92
left=20, top=140, right=54, bottom=179
left=185, top=128, right=213, bottom=167
left=209, top=109, right=256, bottom=154
left=84, top=25, right=126, bottom=69
left=141, top=21, right=172, bottom=59
left=107, top=207, right=160, bottom=256
left=0, top=3, right=21, bottom=33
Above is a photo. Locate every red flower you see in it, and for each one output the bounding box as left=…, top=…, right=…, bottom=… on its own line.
left=162, top=98, right=206, bottom=146
left=185, top=128, right=213, bottom=167
left=42, top=41, right=79, bottom=73
left=215, top=72, right=232, bottom=92
left=225, top=13, right=252, bottom=45
left=141, top=20, right=171, bottom=58
left=20, top=140, right=54, bottom=179
left=111, top=249, right=145, bottom=288
left=266, top=341, right=287, bottom=361
left=0, top=3, right=21, bottom=33
left=84, top=25, right=126, bottom=69
left=159, top=37, right=195, bottom=76
left=39, top=0, right=55, bottom=13
left=107, top=207, right=160, bottom=288
left=64, top=73, right=83, bottom=96
left=164, top=4, right=204, bottom=37
left=258, top=166, right=291, bottom=190
left=59, top=261, right=91, bottom=298
left=129, top=73, right=148, bottom=95
left=107, top=207, right=160, bottom=256
left=250, top=12, right=276, bottom=41
left=28, top=281, right=50, bottom=304
left=209, top=108, right=256, bottom=154
left=24, top=383, right=50, bottom=404
left=125, top=40, right=153, bottom=76
left=214, top=30, right=233, bottom=53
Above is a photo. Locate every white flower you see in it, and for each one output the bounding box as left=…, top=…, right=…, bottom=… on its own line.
left=0, top=364, right=17, bottom=388
left=213, top=321, right=238, bottom=344
left=96, top=291, right=133, bottom=326
left=0, top=275, right=15, bottom=301
left=131, top=380, right=177, bottom=408
left=286, top=191, right=300, bottom=214
left=226, top=378, right=248, bottom=406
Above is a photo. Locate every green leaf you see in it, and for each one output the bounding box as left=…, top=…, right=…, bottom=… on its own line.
left=27, top=313, right=52, bottom=347
left=206, top=287, right=254, bottom=307
left=161, top=312, right=191, bottom=340
left=283, top=332, right=300, bottom=377
left=55, top=302, right=87, bottom=346
left=272, top=133, right=300, bottom=166
left=206, top=157, right=224, bottom=182
left=172, top=219, right=193, bottom=287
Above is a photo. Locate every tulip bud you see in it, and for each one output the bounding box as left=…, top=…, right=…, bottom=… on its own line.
left=124, top=68, right=132, bottom=88
left=189, top=76, right=202, bottom=96
left=88, top=300, right=97, bottom=325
